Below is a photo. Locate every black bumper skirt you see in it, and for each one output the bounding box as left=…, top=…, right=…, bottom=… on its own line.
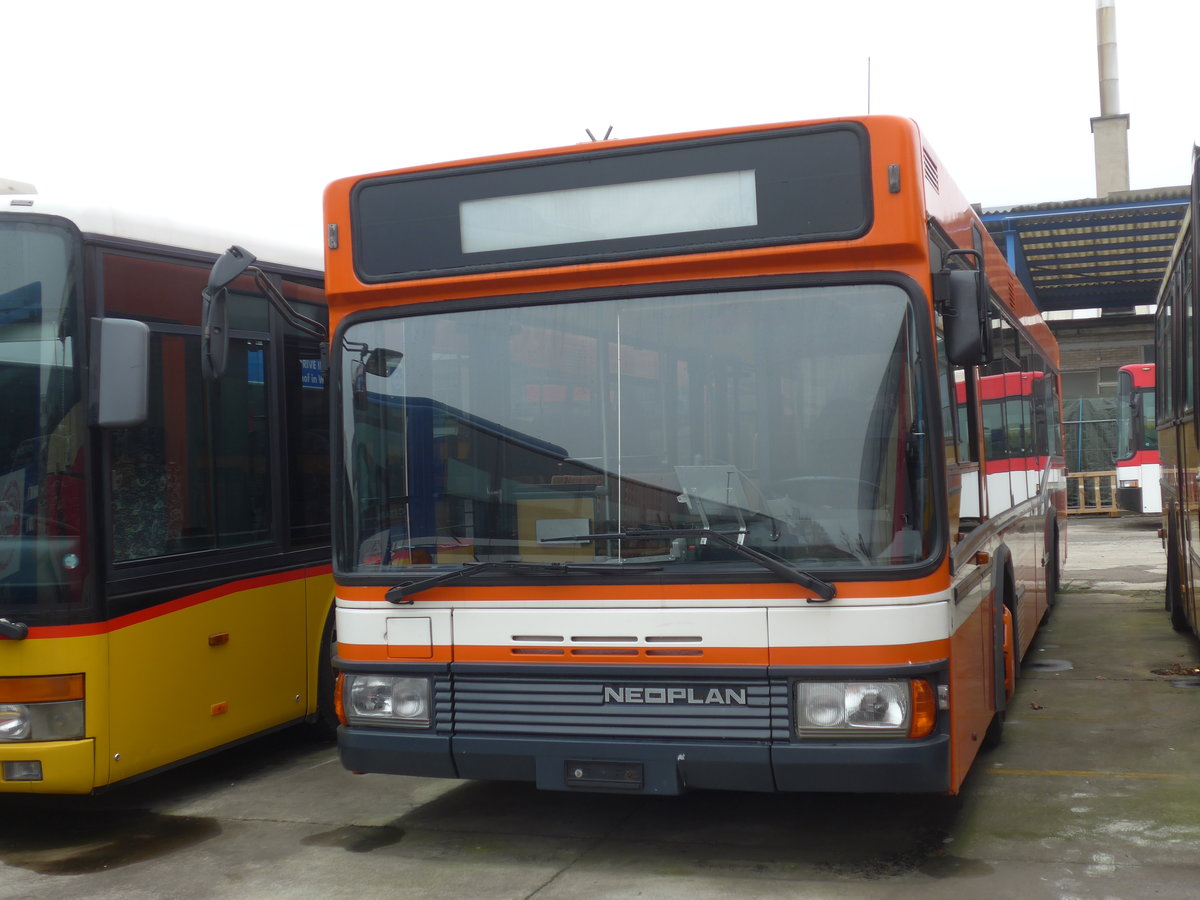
left=339, top=727, right=951, bottom=794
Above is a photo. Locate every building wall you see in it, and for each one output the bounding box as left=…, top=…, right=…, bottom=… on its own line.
left=1048, top=314, right=1154, bottom=474
left=1050, top=315, right=1154, bottom=399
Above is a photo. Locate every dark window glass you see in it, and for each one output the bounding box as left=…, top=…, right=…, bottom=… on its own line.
left=339, top=283, right=937, bottom=576
left=110, top=332, right=273, bottom=561
left=0, top=221, right=89, bottom=617
left=102, top=252, right=269, bottom=331
left=353, top=126, right=871, bottom=281
left=1160, top=280, right=1176, bottom=417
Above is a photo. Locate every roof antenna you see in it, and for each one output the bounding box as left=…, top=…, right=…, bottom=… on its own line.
left=585, top=126, right=614, bottom=142
left=866, top=57, right=872, bottom=114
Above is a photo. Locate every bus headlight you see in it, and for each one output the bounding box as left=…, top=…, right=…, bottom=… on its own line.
left=795, top=681, right=934, bottom=739
left=343, top=674, right=431, bottom=727
left=0, top=701, right=85, bottom=742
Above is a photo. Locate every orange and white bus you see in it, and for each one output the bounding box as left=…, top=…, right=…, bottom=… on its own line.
left=319, top=117, right=1067, bottom=795
left=1158, top=149, right=1197, bottom=633
left=1115, top=363, right=1160, bottom=514
left=0, top=196, right=335, bottom=793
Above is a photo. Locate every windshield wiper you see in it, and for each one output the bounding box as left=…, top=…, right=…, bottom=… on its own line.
left=385, top=560, right=662, bottom=604
left=543, top=528, right=836, bottom=602
left=0, top=618, right=29, bottom=641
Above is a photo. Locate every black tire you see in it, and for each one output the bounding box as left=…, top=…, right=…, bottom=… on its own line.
left=1006, top=587, right=1021, bottom=673
left=982, top=709, right=1005, bottom=751
left=1168, top=540, right=1190, bottom=633
left=984, top=609, right=1008, bottom=752
left=313, top=605, right=339, bottom=737
left=1045, top=528, right=1059, bottom=609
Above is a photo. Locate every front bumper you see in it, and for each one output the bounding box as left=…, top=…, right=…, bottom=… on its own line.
left=0, top=738, right=96, bottom=794
left=339, top=727, right=950, bottom=794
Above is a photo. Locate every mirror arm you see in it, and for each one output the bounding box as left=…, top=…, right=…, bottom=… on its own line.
left=250, top=268, right=327, bottom=340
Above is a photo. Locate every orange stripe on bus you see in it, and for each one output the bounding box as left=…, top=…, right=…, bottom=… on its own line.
left=339, top=643, right=453, bottom=663
left=336, top=566, right=951, bottom=605
left=769, top=640, right=949, bottom=666
left=16, top=568, right=322, bottom=640
left=337, top=641, right=948, bottom=667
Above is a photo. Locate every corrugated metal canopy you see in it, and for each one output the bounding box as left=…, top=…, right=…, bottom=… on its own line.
left=981, top=187, right=1189, bottom=311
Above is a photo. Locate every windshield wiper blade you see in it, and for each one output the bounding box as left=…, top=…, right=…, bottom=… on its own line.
left=544, top=528, right=836, bottom=602
left=385, top=560, right=662, bottom=604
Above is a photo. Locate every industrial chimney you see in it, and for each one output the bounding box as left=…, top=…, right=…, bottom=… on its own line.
left=1091, top=0, right=1130, bottom=196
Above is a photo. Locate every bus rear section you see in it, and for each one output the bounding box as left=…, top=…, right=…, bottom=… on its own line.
left=324, top=116, right=1064, bottom=796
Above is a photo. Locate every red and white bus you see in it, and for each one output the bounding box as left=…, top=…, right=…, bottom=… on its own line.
left=311, top=117, right=1067, bottom=795
left=1115, top=363, right=1160, bottom=514
left=957, top=371, right=1055, bottom=519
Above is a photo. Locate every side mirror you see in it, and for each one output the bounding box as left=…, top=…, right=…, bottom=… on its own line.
left=937, top=249, right=990, bottom=367
left=1131, top=390, right=1144, bottom=416
left=364, top=348, right=404, bottom=378
left=201, top=246, right=255, bottom=381
left=208, top=245, right=256, bottom=293
left=200, top=285, right=229, bottom=380
left=92, top=317, right=150, bottom=427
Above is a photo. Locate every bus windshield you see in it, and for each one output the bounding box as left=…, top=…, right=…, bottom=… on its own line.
left=1116, top=368, right=1157, bottom=462
left=338, top=282, right=936, bottom=577
left=0, top=219, right=88, bottom=619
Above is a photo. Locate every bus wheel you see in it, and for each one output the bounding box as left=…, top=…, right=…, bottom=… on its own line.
left=982, top=709, right=1005, bottom=750
left=984, top=598, right=1010, bottom=751
left=1045, top=528, right=1060, bottom=609
left=314, top=607, right=339, bottom=737
left=1168, top=541, right=1190, bottom=633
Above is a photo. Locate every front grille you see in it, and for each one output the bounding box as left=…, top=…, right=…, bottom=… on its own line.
left=452, top=674, right=789, bottom=741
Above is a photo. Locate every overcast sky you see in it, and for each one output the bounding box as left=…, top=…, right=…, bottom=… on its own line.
left=8, top=0, right=1198, bottom=251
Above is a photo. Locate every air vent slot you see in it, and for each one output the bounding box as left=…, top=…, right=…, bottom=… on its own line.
left=923, top=149, right=939, bottom=192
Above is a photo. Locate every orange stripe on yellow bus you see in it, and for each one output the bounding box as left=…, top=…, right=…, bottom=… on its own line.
left=16, top=567, right=323, bottom=641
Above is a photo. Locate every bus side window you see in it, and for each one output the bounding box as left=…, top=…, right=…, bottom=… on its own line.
left=1184, top=241, right=1195, bottom=414
left=935, top=334, right=958, bottom=464
left=282, top=293, right=330, bottom=547
left=103, top=251, right=275, bottom=563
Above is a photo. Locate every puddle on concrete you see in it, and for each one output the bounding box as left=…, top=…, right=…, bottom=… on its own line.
left=1026, top=659, right=1074, bottom=672
left=1170, top=679, right=1200, bottom=689
left=302, top=821, right=405, bottom=853
left=0, top=810, right=221, bottom=875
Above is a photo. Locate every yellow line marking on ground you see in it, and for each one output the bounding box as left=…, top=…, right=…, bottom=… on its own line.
left=986, top=767, right=1194, bottom=780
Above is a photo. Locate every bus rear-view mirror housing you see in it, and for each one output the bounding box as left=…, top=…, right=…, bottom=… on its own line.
left=93, top=317, right=150, bottom=427
left=364, top=347, right=404, bottom=377
left=200, top=245, right=257, bottom=380
left=201, top=245, right=328, bottom=381
left=937, top=249, right=991, bottom=367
